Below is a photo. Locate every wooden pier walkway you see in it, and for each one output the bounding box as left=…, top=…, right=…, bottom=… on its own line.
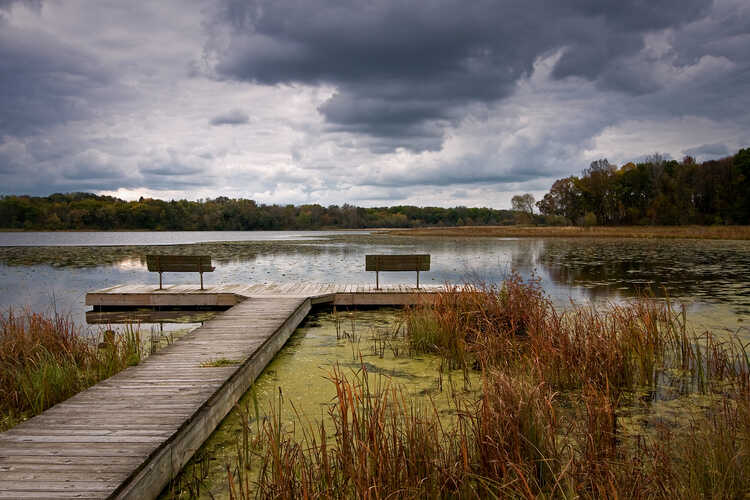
left=85, top=282, right=443, bottom=308
left=0, top=284, right=440, bottom=499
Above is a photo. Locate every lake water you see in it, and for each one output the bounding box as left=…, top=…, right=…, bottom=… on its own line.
left=1, top=230, right=748, bottom=498
left=0, top=231, right=748, bottom=336
left=0, top=230, right=368, bottom=247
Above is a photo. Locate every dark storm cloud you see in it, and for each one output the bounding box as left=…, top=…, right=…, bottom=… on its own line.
left=0, top=23, right=114, bottom=137
left=210, top=0, right=714, bottom=149
left=210, top=109, right=249, bottom=126
left=2, top=1, right=747, bottom=204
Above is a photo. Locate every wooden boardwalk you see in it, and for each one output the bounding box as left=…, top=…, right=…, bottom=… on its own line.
left=0, top=284, right=440, bottom=499
left=86, top=282, right=443, bottom=308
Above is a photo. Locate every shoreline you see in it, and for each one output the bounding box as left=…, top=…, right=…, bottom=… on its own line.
left=2, top=225, right=749, bottom=240
left=380, top=225, right=750, bottom=240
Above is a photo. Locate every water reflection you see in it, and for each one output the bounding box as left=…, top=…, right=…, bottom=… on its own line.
left=85, top=309, right=218, bottom=327
left=0, top=233, right=747, bottom=335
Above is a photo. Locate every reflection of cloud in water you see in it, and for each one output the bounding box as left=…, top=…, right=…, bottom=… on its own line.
left=1, top=234, right=748, bottom=336
left=114, top=257, right=146, bottom=270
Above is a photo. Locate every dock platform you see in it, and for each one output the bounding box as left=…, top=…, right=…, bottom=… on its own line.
left=0, top=283, right=441, bottom=499
left=85, top=282, right=442, bottom=308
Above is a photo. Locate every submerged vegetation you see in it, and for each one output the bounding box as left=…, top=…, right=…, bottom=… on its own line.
left=175, top=275, right=750, bottom=499
left=0, top=309, right=143, bottom=431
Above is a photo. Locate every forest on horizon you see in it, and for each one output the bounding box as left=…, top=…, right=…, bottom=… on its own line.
left=535, top=147, right=750, bottom=226
left=1, top=148, right=748, bottom=230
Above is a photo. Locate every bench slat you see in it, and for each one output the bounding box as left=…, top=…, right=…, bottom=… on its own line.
left=365, top=255, right=430, bottom=272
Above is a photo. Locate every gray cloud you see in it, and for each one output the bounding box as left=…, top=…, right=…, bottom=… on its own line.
left=209, top=0, right=715, bottom=150
left=0, top=0, right=41, bottom=14
left=0, top=1, right=748, bottom=207
left=683, top=142, right=731, bottom=160
left=210, top=109, right=249, bottom=126
left=0, top=23, right=117, bottom=137
left=139, top=163, right=203, bottom=177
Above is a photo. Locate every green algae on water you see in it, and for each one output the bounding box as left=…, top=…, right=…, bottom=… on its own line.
left=163, top=308, right=480, bottom=499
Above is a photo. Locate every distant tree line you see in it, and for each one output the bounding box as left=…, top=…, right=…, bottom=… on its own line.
left=536, top=148, right=750, bottom=225
left=0, top=193, right=516, bottom=230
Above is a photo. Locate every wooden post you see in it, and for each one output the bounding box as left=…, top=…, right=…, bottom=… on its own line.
left=376, top=270, right=379, bottom=290
left=416, top=270, right=420, bottom=289
left=159, top=271, right=163, bottom=290
left=200, top=272, right=204, bottom=290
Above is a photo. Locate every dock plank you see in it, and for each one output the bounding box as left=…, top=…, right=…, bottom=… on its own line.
left=0, top=294, right=310, bottom=499
left=4, top=283, right=441, bottom=499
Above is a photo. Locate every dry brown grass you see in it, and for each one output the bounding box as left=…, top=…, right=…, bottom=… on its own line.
left=199, top=276, right=750, bottom=499
left=0, top=309, right=142, bottom=431
left=384, top=225, right=750, bottom=240
left=223, top=277, right=750, bottom=499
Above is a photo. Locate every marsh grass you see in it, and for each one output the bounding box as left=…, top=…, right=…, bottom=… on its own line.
left=176, top=275, right=750, bottom=499
left=0, top=308, right=142, bottom=431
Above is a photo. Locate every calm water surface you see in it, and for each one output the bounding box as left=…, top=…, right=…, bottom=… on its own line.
left=0, top=231, right=747, bottom=335
left=0, top=230, right=368, bottom=246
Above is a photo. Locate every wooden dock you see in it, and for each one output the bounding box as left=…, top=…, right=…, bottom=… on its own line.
left=0, top=283, right=440, bottom=499
left=85, top=282, right=442, bottom=308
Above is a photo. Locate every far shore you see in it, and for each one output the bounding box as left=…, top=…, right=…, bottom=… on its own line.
left=380, top=225, right=750, bottom=240
left=2, top=225, right=749, bottom=240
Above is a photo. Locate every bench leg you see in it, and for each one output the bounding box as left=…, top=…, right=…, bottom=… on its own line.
left=200, top=272, right=204, bottom=290
left=376, top=271, right=379, bottom=290
left=416, top=270, right=420, bottom=290
left=159, top=272, right=163, bottom=290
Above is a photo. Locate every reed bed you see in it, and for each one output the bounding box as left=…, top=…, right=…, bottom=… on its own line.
left=181, top=276, right=750, bottom=499
left=0, top=308, right=142, bottom=431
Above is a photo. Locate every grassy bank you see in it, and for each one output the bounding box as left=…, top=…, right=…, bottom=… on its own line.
left=385, top=224, right=750, bottom=240
left=0, top=309, right=142, bottom=431
left=209, top=277, right=750, bottom=499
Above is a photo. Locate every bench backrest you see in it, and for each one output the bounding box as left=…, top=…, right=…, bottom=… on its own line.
left=365, top=254, right=430, bottom=272
left=146, top=255, right=213, bottom=272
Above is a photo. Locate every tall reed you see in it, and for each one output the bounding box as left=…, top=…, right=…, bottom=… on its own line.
left=213, top=275, right=750, bottom=499
left=0, top=308, right=142, bottom=431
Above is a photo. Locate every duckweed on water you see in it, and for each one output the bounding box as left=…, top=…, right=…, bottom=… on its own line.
left=164, top=308, right=480, bottom=499
left=166, top=276, right=750, bottom=499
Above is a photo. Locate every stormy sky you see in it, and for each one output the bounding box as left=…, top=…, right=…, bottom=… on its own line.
left=1, top=0, right=748, bottom=207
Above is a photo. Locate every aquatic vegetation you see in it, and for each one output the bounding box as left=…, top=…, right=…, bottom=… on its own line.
left=193, top=277, right=750, bottom=499
left=0, top=308, right=143, bottom=431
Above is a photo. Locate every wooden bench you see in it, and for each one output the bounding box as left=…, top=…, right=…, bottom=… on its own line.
left=365, top=254, right=430, bottom=289
left=146, top=255, right=215, bottom=290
